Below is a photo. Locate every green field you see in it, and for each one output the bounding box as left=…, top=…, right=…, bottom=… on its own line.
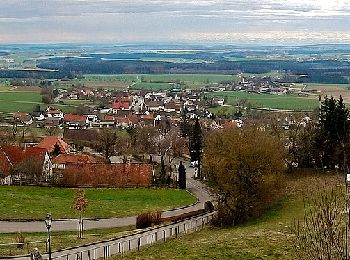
left=0, top=91, right=81, bottom=114
left=208, top=91, right=320, bottom=111
left=0, top=92, right=42, bottom=113
left=131, top=82, right=174, bottom=90
left=111, top=172, right=342, bottom=260
left=83, top=74, right=238, bottom=90
left=0, top=187, right=196, bottom=220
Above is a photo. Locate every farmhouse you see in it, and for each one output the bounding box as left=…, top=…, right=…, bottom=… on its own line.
left=36, top=136, right=71, bottom=154
left=64, top=114, right=89, bottom=129
left=0, top=146, right=52, bottom=185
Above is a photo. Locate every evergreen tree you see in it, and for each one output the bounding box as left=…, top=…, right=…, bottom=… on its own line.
left=316, top=96, right=350, bottom=169
left=190, top=117, right=203, bottom=163
left=190, top=117, right=203, bottom=178
left=179, top=109, right=191, bottom=138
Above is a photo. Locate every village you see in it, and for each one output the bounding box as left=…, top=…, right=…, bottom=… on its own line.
left=0, top=74, right=316, bottom=189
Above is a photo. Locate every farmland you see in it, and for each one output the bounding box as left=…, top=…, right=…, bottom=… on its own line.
left=0, top=92, right=42, bottom=113
left=83, top=74, right=238, bottom=90
left=208, top=91, right=320, bottom=111
left=0, top=186, right=196, bottom=220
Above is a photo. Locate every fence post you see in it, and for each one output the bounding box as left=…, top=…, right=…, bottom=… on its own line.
left=163, top=229, right=166, bottom=241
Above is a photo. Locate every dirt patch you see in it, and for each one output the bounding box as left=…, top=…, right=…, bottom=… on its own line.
left=305, top=85, right=350, bottom=102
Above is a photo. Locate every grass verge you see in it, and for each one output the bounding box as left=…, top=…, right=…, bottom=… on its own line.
left=0, top=226, right=135, bottom=257
left=0, top=187, right=196, bottom=220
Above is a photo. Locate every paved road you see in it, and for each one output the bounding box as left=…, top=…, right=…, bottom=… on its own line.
left=0, top=160, right=213, bottom=233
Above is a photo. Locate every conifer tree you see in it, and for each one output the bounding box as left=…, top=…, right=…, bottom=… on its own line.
left=316, top=96, right=350, bottom=169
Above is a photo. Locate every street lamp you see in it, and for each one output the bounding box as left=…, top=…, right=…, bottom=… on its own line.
left=45, top=213, right=52, bottom=260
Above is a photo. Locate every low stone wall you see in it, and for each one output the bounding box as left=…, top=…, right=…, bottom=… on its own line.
left=52, top=212, right=215, bottom=260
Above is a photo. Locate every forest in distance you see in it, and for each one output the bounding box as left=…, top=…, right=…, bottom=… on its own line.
left=0, top=43, right=350, bottom=84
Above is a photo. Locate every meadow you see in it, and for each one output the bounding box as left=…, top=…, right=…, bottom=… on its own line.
left=208, top=91, right=320, bottom=111
left=0, top=92, right=42, bottom=113
left=0, top=187, right=196, bottom=220
left=83, top=74, right=238, bottom=90
left=110, top=172, right=342, bottom=260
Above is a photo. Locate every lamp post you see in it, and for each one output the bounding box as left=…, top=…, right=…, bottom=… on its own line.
left=45, top=213, right=52, bottom=260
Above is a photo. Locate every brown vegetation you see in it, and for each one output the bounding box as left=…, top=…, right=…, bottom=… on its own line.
left=204, top=127, right=285, bottom=226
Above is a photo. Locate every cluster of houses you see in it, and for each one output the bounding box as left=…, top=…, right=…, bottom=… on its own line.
left=0, top=136, right=153, bottom=187
left=204, top=75, right=291, bottom=95
left=10, top=89, right=205, bottom=130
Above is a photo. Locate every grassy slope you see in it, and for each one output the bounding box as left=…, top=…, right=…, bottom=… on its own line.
left=110, top=172, right=342, bottom=260
left=0, top=187, right=196, bottom=220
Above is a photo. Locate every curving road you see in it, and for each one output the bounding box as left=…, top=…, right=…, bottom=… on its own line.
left=0, top=160, right=213, bottom=233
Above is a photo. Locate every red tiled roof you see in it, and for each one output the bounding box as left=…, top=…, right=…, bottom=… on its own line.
left=53, top=154, right=97, bottom=164
left=36, top=136, right=71, bottom=153
left=0, top=146, right=47, bottom=176
left=104, top=115, right=117, bottom=122
left=112, top=101, right=130, bottom=110
left=64, top=114, right=87, bottom=122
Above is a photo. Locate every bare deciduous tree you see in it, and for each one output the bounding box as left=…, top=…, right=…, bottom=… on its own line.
left=292, top=187, right=349, bottom=260
left=73, top=189, right=89, bottom=239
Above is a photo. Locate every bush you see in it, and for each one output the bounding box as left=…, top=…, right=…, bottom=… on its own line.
left=15, top=232, right=25, bottom=249
left=136, top=211, right=161, bottom=229
left=204, top=127, right=285, bottom=226
left=204, top=201, right=215, bottom=212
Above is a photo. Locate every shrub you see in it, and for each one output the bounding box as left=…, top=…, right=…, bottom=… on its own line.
left=204, top=201, right=215, bottom=212
left=136, top=211, right=161, bottom=229
left=204, top=127, right=285, bottom=226
left=15, top=232, right=25, bottom=249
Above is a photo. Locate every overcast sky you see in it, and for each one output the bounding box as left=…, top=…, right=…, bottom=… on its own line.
left=1, top=0, right=350, bottom=44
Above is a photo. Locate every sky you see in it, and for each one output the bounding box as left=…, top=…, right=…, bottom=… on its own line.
left=1, top=0, right=350, bottom=44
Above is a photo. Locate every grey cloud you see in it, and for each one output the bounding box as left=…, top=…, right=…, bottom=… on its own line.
left=1, top=0, right=350, bottom=43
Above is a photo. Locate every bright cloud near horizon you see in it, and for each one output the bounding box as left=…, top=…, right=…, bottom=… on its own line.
left=0, top=0, right=350, bottom=44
